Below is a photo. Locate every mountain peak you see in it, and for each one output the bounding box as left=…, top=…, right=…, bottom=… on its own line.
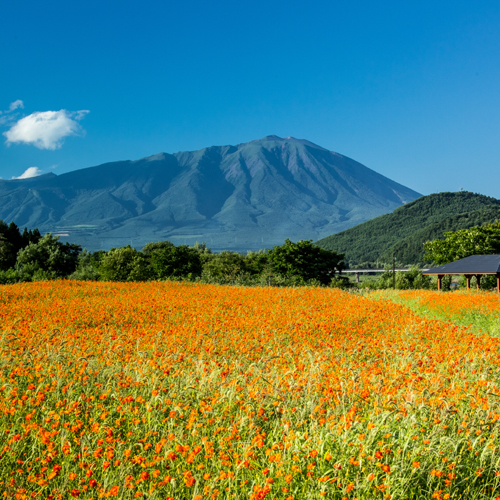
left=262, top=134, right=285, bottom=141
left=259, top=135, right=303, bottom=142
left=250, top=135, right=326, bottom=150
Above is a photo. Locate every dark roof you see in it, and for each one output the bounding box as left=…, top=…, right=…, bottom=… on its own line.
left=423, top=255, right=500, bottom=275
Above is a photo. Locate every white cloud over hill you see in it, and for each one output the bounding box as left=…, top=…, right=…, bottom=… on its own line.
left=12, top=167, right=44, bottom=179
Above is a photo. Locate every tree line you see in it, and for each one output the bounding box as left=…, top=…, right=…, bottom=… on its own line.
left=2, top=218, right=500, bottom=290
left=0, top=220, right=345, bottom=286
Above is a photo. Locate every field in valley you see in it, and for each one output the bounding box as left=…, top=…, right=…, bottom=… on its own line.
left=2, top=282, right=500, bottom=499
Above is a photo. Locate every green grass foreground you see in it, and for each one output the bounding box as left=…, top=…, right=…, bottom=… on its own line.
left=370, top=289, right=500, bottom=338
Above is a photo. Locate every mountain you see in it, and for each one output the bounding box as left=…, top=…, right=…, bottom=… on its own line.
left=0, top=136, right=421, bottom=252
left=315, top=192, right=500, bottom=266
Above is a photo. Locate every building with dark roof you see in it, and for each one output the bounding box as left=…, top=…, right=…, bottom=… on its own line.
left=423, top=254, right=500, bottom=291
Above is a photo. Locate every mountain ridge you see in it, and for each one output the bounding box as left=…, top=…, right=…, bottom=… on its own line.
left=0, top=136, right=422, bottom=251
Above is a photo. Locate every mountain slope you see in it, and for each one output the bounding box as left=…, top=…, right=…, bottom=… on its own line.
left=315, top=192, right=500, bottom=265
left=0, top=136, right=421, bottom=251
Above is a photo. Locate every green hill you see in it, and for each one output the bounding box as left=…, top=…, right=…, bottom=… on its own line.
left=315, top=192, right=500, bottom=266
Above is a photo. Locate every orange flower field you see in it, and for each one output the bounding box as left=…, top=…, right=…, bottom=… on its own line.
left=2, top=281, right=500, bottom=499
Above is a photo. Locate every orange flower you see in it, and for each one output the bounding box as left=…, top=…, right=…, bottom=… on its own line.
left=108, top=485, right=119, bottom=496
left=184, top=476, right=196, bottom=487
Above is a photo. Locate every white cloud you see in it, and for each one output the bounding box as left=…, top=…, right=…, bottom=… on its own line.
left=12, top=167, right=43, bottom=179
left=8, top=100, right=24, bottom=112
left=3, top=109, right=89, bottom=150
left=0, top=100, right=25, bottom=123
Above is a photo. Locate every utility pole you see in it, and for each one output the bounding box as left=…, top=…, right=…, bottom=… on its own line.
left=392, top=254, right=396, bottom=290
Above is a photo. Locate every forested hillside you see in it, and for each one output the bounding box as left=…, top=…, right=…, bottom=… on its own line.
left=316, top=192, right=500, bottom=266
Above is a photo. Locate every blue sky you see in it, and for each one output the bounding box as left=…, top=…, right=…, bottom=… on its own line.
left=1, top=0, right=499, bottom=196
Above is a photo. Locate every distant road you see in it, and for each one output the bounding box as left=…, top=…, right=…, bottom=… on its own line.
left=341, top=268, right=430, bottom=283
left=342, top=269, right=430, bottom=273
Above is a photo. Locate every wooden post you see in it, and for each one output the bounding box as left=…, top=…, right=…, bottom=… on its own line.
left=475, top=274, right=481, bottom=290
left=465, top=274, right=471, bottom=290
left=437, top=274, right=443, bottom=291
left=392, top=254, right=395, bottom=290
left=355, top=272, right=360, bottom=283
left=497, top=274, right=500, bottom=293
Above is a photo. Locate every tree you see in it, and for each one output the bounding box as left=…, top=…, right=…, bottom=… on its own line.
left=0, top=221, right=43, bottom=271
left=0, top=233, right=15, bottom=271
left=6, top=222, right=24, bottom=254
left=269, top=239, right=345, bottom=285
left=16, top=233, right=81, bottom=279
left=149, top=245, right=202, bottom=279
left=374, top=266, right=433, bottom=290
left=201, top=251, right=250, bottom=283
left=98, top=246, right=152, bottom=282
left=192, top=242, right=213, bottom=265
left=0, top=222, right=22, bottom=270
left=21, top=227, right=42, bottom=246
left=424, top=222, right=500, bottom=265
left=142, top=240, right=175, bottom=255
left=246, top=250, right=270, bottom=275
left=69, top=249, right=101, bottom=281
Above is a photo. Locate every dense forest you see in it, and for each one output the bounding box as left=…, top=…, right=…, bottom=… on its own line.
left=0, top=218, right=456, bottom=291
left=315, top=192, right=500, bottom=266
left=0, top=221, right=345, bottom=287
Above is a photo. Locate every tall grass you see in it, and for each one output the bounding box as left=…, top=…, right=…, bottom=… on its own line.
left=371, top=289, right=500, bottom=338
